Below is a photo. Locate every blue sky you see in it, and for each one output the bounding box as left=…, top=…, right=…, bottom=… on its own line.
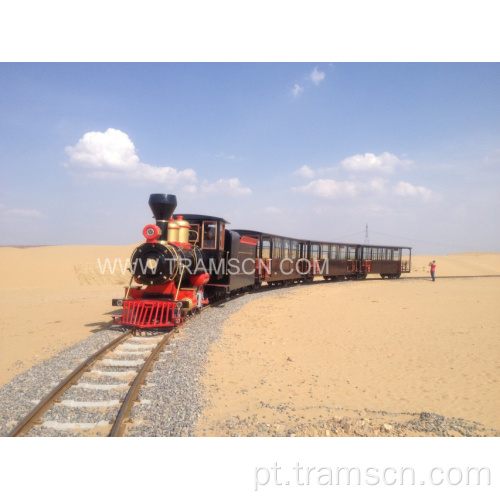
left=0, top=63, right=499, bottom=254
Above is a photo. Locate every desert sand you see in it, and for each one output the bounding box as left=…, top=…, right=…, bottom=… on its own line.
left=0, top=245, right=136, bottom=385
left=195, top=253, right=500, bottom=436
left=0, top=247, right=499, bottom=436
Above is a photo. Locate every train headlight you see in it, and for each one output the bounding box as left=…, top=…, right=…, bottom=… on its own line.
left=176, top=301, right=183, bottom=308
left=143, top=224, right=161, bottom=241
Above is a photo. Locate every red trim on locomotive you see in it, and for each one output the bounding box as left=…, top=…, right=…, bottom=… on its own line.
left=240, top=236, right=258, bottom=246
left=142, top=224, right=161, bottom=242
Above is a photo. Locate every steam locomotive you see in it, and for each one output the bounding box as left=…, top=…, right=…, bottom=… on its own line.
left=112, top=193, right=411, bottom=330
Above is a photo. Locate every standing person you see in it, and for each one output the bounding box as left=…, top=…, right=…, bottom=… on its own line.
left=429, top=260, right=436, bottom=281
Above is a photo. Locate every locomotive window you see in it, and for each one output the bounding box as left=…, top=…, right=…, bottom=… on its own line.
left=219, top=223, right=225, bottom=249
left=202, top=221, right=217, bottom=249
left=189, top=224, right=200, bottom=244
left=273, top=238, right=282, bottom=259
left=283, top=240, right=290, bottom=259
left=261, top=238, right=271, bottom=258
left=321, top=244, right=329, bottom=259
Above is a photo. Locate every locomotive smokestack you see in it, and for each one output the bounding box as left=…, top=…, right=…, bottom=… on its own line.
left=149, top=194, right=177, bottom=241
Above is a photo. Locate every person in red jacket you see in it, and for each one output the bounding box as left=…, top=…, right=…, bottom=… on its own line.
left=429, top=260, right=436, bottom=281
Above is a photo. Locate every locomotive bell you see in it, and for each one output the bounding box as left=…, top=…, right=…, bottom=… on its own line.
left=149, top=194, right=177, bottom=242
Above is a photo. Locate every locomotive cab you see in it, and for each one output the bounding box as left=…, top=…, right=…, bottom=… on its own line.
left=174, top=214, right=228, bottom=281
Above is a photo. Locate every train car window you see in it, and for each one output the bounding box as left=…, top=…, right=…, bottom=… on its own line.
left=321, top=244, right=329, bottom=259
left=330, top=245, right=338, bottom=259
left=291, top=240, right=299, bottom=259
left=364, top=247, right=372, bottom=260
left=311, top=244, right=319, bottom=259
left=348, top=246, right=356, bottom=259
left=189, top=224, right=200, bottom=244
left=219, top=223, right=225, bottom=248
left=339, top=246, right=347, bottom=260
left=261, top=238, right=271, bottom=258
left=299, top=242, right=307, bottom=259
left=202, top=221, right=217, bottom=249
left=273, top=238, right=282, bottom=259
left=394, top=248, right=401, bottom=260
left=283, top=239, right=290, bottom=259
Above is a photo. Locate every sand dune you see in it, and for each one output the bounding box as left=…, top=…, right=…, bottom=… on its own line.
left=409, top=253, right=500, bottom=278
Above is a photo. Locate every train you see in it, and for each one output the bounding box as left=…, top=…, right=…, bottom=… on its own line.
left=112, top=193, right=412, bottom=329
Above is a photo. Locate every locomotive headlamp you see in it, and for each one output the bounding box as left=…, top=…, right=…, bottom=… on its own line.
left=176, top=301, right=183, bottom=308
left=143, top=224, right=161, bottom=241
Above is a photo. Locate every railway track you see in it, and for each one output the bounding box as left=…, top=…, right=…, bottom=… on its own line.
left=8, top=329, right=177, bottom=437
left=8, top=272, right=498, bottom=437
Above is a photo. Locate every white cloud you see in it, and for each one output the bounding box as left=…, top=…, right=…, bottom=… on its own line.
left=201, top=178, right=252, bottom=197
left=6, top=208, right=44, bottom=218
left=367, top=178, right=388, bottom=194
left=341, top=152, right=411, bottom=174
left=393, top=181, right=433, bottom=201
left=294, top=165, right=315, bottom=178
left=293, top=179, right=357, bottom=198
left=65, top=128, right=196, bottom=186
left=204, top=152, right=246, bottom=161
left=309, top=67, right=325, bottom=86
left=262, top=206, right=282, bottom=215
left=182, top=184, right=198, bottom=194
left=292, top=83, right=304, bottom=97
left=482, top=148, right=500, bottom=166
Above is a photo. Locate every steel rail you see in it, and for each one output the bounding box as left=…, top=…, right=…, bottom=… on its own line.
left=8, top=331, right=132, bottom=437
left=109, top=329, right=176, bottom=437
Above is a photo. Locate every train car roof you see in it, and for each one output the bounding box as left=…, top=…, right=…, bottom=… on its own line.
left=235, top=229, right=411, bottom=250
left=234, top=229, right=307, bottom=243
left=174, top=214, right=229, bottom=224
